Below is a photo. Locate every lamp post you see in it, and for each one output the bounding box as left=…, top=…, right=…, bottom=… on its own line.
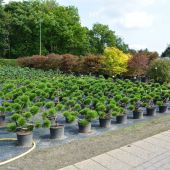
left=39, top=19, right=43, bottom=55
left=155, top=67, right=158, bottom=82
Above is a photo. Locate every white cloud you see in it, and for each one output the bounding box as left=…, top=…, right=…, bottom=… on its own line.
left=120, top=11, right=154, bottom=29
left=130, top=0, right=157, bottom=6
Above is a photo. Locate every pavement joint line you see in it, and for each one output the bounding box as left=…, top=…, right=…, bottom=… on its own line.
left=90, top=157, right=111, bottom=170
left=133, top=151, right=170, bottom=168
left=132, top=141, right=167, bottom=153
left=73, top=165, right=81, bottom=170
left=119, top=147, right=147, bottom=161
left=152, top=135, right=170, bottom=142
left=143, top=138, right=170, bottom=150
left=105, top=151, right=135, bottom=168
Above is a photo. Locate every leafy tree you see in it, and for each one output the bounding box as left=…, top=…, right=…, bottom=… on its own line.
left=3, top=0, right=90, bottom=58
left=102, top=47, right=130, bottom=76
left=147, top=60, right=170, bottom=83
left=88, top=23, right=129, bottom=54
left=0, top=1, right=9, bottom=58
left=127, top=53, right=149, bottom=76
left=161, top=45, right=170, bottom=58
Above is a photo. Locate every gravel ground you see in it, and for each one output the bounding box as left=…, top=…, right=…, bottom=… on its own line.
left=1, top=114, right=170, bottom=170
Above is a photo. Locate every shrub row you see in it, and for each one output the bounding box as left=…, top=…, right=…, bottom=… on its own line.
left=17, top=54, right=103, bottom=75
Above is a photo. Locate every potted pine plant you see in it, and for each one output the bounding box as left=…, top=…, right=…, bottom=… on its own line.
left=78, top=108, right=98, bottom=133
left=157, top=91, right=170, bottom=113
left=7, top=105, right=41, bottom=147
left=157, top=101, right=168, bottom=113
left=96, top=102, right=113, bottom=128
left=143, top=94, right=156, bottom=116
left=112, top=106, right=127, bottom=124
left=129, top=96, right=143, bottom=119
left=43, top=103, right=65, bottom=139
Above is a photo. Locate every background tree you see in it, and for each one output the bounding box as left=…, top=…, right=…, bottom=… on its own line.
left=102, top=47, right=130, bottom=76
left=161, top=45, right=170, bottom=58
left=127, top=53, right=149, bottom=76
left=3, top=0, right=90, bottom=58
left=88, top=23, right=129, bottom=54
left=147, top=60, right=170, bottom=83
left=0, top=1, right=9, bottom=58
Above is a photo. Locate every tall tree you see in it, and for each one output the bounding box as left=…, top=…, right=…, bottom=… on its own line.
left=0, top=1, right=9, bottom=58
left=161, top=45, right=170, bottom=58
left=88, top=23, right=129, bottom=54
left=3, top=0, right=90, bottom=58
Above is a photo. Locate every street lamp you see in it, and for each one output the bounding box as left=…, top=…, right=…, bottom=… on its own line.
left=39, top=19, right=43, bottom=55
left=155, top=67, right=158, bottom=82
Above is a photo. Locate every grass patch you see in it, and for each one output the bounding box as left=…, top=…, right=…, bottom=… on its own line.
left=0, top=59, right=17, bottom=67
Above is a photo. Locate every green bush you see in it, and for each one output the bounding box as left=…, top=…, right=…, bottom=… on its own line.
left=147, top=60, right=170, bottom=83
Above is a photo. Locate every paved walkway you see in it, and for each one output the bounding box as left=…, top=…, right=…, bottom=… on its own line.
left=59, top=130, right=170, bottom=170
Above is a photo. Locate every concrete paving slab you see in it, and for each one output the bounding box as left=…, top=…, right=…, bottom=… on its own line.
left=120, top=144, right=156, bottom=160
left=107, top=148, right=145, bottom=166
left=92, top=153, right=131, bottom=170
left=74, top=159, right=107, bottom=170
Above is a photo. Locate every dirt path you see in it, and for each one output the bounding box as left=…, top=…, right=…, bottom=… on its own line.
left=1, top=115, right=170, bottom=170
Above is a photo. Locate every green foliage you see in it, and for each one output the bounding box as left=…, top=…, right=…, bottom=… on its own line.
left=43, top=118, right=51, bottom=128
left=161, top=45, right=170, bottom=58
left=30, top=106, right=39, bottom=115
left=45, top=101, right=55, bottom=109
left=147, top=60, right=170, bottom=83
left=103, top=47, right=130, bottom=76
left=79, top=119, right=89, bottom=126
left=7, top=123, right=17, bottom=132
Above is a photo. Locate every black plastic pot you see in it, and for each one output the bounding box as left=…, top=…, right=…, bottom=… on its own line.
left=50, top=125, right=64, bottom=139
left=146, top=107, right=156, bottom=116
left=159, top=106, right=167, bottom=113
left=116, top=114, right=127, bottom=124
left=16, top=131, right=33, bottom=147
left=133, top=111, right=143, bottom=119
left=99, top=118, right=111, bottom=128
left=78, top=122, right=91, bottom=133
left=0, top=114, right=5, bottom=126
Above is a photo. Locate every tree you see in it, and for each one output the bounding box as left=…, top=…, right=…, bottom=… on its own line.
left=0, top=1, right=9, bottom=58
left=102, top=47, right=130, bottom=76
left=147, top=60, right=170, bottom=83
left=161, top=45, right=170, bottom=58
left=88, top=23, right=117, bottom=54
left=3, top=0, right=90, bottom=58
left=127, top=53, right=149, bottom=76
left=88, top=23, right=129, bottom=55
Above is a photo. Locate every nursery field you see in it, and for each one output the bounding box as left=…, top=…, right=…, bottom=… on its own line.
left=0, top=66, right=170, bottom=168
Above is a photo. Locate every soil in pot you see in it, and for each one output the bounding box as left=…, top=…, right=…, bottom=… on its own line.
left=50, top=124, right=64, bottom=139
left=0, top=114, right=5, bottom=126
left=78, top=122, right=91, bottom=133
left=159, top=105, right=168, bottom=113
left=99, top=118, right=111, bottom=128
left=116, top=114, right=127, bottom=124
left=16, top=131, right=33, bottom=147
left=133, top=111, right=143, bottom=119
left=146, top=107, right=156, bottom=116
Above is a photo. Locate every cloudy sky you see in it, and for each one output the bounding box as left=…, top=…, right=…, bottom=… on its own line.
left=5, top=0, right=170, bottom=54
left=57, top=0, right=170, bottom=54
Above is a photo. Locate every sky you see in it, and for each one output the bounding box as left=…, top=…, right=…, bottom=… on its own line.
left=5, top=0, right=170, bottom=54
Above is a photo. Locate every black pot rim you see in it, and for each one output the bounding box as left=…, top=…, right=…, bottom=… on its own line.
left=16, top=131, right=32, bottom=136
left=99, top=117, right=111, bottom=120
left=50, top=124, right=64, bottom=129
